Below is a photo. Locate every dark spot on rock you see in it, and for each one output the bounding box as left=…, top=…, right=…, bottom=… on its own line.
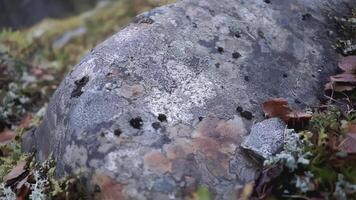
left=301, top=13, right=312, bottom=21
left=232, top=52, right=241, bottom=59
left=244, top=76, right=250, bottom=81
left=71, top=75, right=89, bottom=98
left=235, top=32, right=241, bottom=38
left=217, top=46, right=224, bottom=53
left=130, top=117, right=143, bottom=129
left=152, top=122, right=161, bottom=130
left=158, top=114, right=167, bottom=122
left=94, top=184, right=101, bottom=193
left=192, top=22, right=198, bottom=28
left=198, top=36, right=219, bottom=50
left=236, top=106, right=253, bottom=120
left=215, top=63, right=220, bottom=68
left=114, top=128, right=122, bottom=137
left=257, top=30, right=265, bottom=38
left=240, top=111, right=253, bottom=120
left=133, top=15, right=154, bottom=24
left=312, top=74, right=316, bottom=78
left=236, top=106, right=243, bottom=113
left=294, top=99, right=301, bottom=104
left=198, top=116, right=204, bottom=121
left=263, top=0, right=271, bottom=3
left=283, top=73, right=288, bottom=78
left=221, top=85, right=224, bottom=89
left=208, top=9, right=215, bottom=16
left=100, top=132, right=105, bottom=137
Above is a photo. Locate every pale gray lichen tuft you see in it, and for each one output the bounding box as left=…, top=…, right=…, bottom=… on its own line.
left=264, top=129, right=311, bottom=172
left=333, top=174, right=356, bottom=200
left=0, top=183, right=16, bottom=200
left=27, top=171, right=48, bottom=200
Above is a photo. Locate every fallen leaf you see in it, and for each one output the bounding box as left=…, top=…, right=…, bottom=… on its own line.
left=262, top=98, right=312, bottom=129
left=16, top=184, right=30, bottom=200
left=338, top=56, right=356, bottom=72
left=338, top=133, right=356, bottom=154
left=330, top=73, right=356, bottom=83
left=325, top=82, right=355, bottom=92
left=347, top=123, right=356, bottom=133
left=262, top=98, right=292, bottom=122
left=4, top=161, right=28, bottom=187
left=337, top=123, right=356, bottom=154
left=16, top=174, right=29, bottom=190
left=19, top=113, right=32, bottom=129
left=324, top=56, right=356, bottom=92
left=93, top=174, right=124, bottom=200
left=253, top=165, right=283, bottom=199
left=0, top=128, right=16, bottom=146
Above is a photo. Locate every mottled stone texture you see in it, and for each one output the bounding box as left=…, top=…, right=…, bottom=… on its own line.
left=23, top=0, right=355, bottom=199
left=242, top=118, right=286, bottom=160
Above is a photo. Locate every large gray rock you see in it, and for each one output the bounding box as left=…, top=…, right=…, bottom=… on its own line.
left=23, top=0, right=355, bottom=199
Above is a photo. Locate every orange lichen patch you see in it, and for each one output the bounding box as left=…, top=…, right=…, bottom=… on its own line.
left=190, top=116, right=247, bottom=179
left=93, top=174, right=124, bottom=200
left=205, top=153, right=231, bottom=178
left=143, top=150, right=172, bottom=173
left=192, top=116, right=245, bottom=155
left=164, top=139, right=194, bottom=160
left=118, top=84, right=145, bottom=99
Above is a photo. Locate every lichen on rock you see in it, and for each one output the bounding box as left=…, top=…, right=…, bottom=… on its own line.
left=22, top=0, right=356, bottom=199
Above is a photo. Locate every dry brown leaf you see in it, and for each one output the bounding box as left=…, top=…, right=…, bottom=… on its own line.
left=324, top=56, right=356, bottom=92
left=338, top=133, right=356, bottom=154
left=339, top=56, right=356, bottom=72
left=93, top=174, right=124, bottom=200
left=262, top=98, right=312, bottom=130
left=324, top=82, right=355, bottom=92
left=330, top=73, right=356, bottom=83
left=253, top=165, right=283, bottom=199
left=19, top=113, right=32, bottom=129
left=0, top=128, right=16, bottom=146
left=262, top=98, right=292, bottom=122
left=347, top=123, right=356, bottom=133
left=16, top=174, right=29, bottom=190
left=4, top=161, right=27, bottom=185
left=336, top=122, right=356, bottom=154
left=16, top=184, right=30, bottom=200
left=262, top=98, right=311, bottom=119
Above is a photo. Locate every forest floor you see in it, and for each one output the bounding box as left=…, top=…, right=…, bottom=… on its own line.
left=0, top=2, right=355, bottom=200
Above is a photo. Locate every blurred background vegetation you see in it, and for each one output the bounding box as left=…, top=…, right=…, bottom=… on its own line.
left=0, top=0, right=174, bottom=132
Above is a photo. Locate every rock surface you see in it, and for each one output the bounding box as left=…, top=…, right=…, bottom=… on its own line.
left=242, top=118, right=286, bottom=160
left=23, top=0, right=356, bottom=199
